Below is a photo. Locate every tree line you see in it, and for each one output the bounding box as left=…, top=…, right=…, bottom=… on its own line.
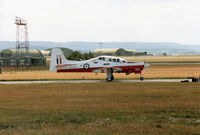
left=66, top=51, right=94, bottom=61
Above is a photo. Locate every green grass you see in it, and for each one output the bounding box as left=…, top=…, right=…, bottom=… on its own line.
left=0, top=83, right=200, bottom=135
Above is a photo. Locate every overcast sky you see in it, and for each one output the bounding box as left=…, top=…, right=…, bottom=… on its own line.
left=1, top=0, right=200, bottom=44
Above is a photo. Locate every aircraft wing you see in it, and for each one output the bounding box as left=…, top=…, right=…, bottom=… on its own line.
left=92, top=66, right=122, bottom=73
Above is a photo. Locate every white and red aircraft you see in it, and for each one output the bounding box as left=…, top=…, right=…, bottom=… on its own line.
left=50, top=48, right=150, bottom=82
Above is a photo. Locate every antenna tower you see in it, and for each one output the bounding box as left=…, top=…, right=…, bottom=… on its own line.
left=14, top=17, right=30, bottom=67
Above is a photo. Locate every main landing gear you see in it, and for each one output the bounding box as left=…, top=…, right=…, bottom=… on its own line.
left=106, top=69, right=114, bottom=82
left=140, top=73, right=144, bottom=81
left=106, top=71, right=144, bottom=82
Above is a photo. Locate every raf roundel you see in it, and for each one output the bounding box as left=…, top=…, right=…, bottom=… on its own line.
left=83, top=63, right=90, bottom=70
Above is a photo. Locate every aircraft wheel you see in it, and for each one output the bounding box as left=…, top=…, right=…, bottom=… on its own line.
left=140, top=77, right=144, bottom=81
left=106, top=78, right=112, bottom=82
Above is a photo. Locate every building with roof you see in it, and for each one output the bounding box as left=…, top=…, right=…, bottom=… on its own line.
left=93, top=48, right=147, bottom=56
left=41, top=50, right=51, bottom=57
left=93, top=48, right=126, bottom=56
left=0, top=49, right=46, bottom=67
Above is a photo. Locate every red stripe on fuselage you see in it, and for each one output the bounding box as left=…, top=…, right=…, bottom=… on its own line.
left=57, top=65, right=144, bottom=73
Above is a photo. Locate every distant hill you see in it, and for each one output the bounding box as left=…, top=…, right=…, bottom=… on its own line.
left=1, top=41, right=200, bottom=55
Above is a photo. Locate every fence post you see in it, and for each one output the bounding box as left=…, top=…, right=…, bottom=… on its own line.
left=0, top=62, right=2, bottom=74
left=199, top=75, right=200, bottom=82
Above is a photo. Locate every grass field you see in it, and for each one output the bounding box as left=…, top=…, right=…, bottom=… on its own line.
left=0, top=65, right=200, bottom=80
left=1, top=55, right=200, bottom=80
left=122, top=55, right=200, bottom=63
left=0, top=83, right=200, bottom=135
left=1, top=55, right=200, bottom=81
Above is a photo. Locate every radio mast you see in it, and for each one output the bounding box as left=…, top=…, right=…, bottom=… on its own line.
left=14, top=17, right=30, bottom=67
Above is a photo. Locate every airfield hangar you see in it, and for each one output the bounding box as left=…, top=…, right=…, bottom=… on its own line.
left=0, top=49, right=46, bottom=67
left=93, top=48, right=147, bottom=56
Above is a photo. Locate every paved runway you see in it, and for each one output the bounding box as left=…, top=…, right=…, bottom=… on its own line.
left=0, top=79, right=192, bottom=84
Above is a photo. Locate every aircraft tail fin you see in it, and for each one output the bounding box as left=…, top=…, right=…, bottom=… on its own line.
left=50, top=48, right=66, bottom=72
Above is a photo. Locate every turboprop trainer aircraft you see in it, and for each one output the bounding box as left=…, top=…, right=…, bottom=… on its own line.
left=50, top=48, right=150, bottom=82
